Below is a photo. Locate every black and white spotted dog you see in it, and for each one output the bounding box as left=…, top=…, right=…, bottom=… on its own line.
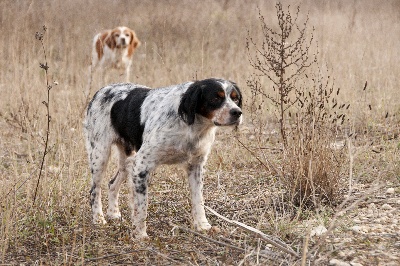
left=84, top=78, right=243, bottom=238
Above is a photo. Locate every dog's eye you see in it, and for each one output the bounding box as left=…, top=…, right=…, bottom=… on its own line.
left=232, top=97, right=240, bottom=104
left=211, top=97, right=222, bottom=104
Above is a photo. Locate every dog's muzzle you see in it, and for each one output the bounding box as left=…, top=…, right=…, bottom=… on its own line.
left=214, top=108, right=243, bottom=126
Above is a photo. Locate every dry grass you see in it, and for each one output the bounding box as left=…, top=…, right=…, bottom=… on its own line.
left=1, top=0, right=399, bottom=265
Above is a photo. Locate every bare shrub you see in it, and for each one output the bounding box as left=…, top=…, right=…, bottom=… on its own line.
left=247, top=3, right=348, bottom=210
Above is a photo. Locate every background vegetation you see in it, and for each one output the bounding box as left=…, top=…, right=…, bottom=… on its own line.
left=0, top=0, right=399, bottom=264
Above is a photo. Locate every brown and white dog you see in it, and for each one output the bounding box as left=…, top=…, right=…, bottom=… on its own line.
left=91, top=26, right=140, bottom=82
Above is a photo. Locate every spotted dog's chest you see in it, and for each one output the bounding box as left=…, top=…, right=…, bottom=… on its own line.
left=144, top=128, right=215, bottom=165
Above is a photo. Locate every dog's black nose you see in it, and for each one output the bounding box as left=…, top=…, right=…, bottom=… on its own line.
left=230, top=108, right=242, bottom=118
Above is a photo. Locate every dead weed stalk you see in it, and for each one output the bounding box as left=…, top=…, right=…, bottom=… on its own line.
left=33, top=25, right=57, bottom=205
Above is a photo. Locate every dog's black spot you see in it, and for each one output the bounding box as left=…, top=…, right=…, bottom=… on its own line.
left=89, top=184, right=96, bottom=194
left=139, top=170, right=148, bottom=179
left=102, top=88, right=115, bottom=104
left=94, top=132, right=101, bottom=141
left=136, top=183, right=147, bottom=194
left=108, top=171, right=119, bottom=188
left=89, top=184, right=96, bottom=206
left=90, top=141, right=95, bottom=148
left=134, top=171, right=148, bottom=194
left=166, top=109, right=175, bottom=119
left=87, top=89, right=102, bottom=115
left=111, top=87, right=150, bottom=154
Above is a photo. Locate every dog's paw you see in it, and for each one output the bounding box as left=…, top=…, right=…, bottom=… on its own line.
left=134, top=231, right=149, bottom=241
left=93, top=214, right=107, bottom=225
left=106, top=209, right=122, bottom=220
left=194, top=221, right=212, bottom=231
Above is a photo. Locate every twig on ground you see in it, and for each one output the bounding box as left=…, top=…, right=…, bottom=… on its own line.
left=168, top=221, right=282, bottom=263
left=301, top=228, right=310, bottom=266
left=204, top=205, right=300, bottom=258
left=84, top=249, right=146, bottom=262
left=85, top=247, right=184, bottom=264
left=147, top=248, right=187, bottom=265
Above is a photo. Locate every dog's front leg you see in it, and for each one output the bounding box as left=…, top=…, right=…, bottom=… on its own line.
left=187, top=163, right=212, bottom=231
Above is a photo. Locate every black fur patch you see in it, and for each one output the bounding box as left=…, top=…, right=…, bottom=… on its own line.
left=102, top=88, right=115, bottom=104
left=139, top=170, right=148, bottom=179
left=136, top=183, right=147, bottom=194
left=89, top=184, right=96, bottom=206
left=230, top=81, right=243, bottom=108
left=87, top=89, right=102, bottom=116
left=111, top=87, right=150, bottom=154
left=108, top=171, right=119, bottom=188
left=178, top=78, right=227, bottom=125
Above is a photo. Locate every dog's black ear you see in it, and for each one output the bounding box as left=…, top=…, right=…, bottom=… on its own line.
left=231, top=81, right=243, bottom=108
left=178, top=83, right=203, bottom=125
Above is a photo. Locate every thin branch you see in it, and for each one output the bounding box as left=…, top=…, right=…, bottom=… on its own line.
left=168, top=221, right=283, bottom=263
left=84, top=249, right=147, bottom=262
left=301, top=229, right=310, bottom=266
left=204, top=205, right=300, bottom=258
left=148, top=248, right=187, bottom=265
left=234, top=136, right=277, bottom=175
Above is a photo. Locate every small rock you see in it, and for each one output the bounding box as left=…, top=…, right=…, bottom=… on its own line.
left=366, top=209, right=375, bottom=218
left=371, top=223, right=384, bottom=233
left=350, top=262, right=363, bottom=266
left=386, top=187, right=395, bottom=194
left=351, top=225, right=369, bottom=234
left=329, top=258, right=351, bottom=266
left=375, top=217, right=387, bottom=223
left=310, top=225, right=328, bottom=237
left=381, top=203, right=393, bottom=210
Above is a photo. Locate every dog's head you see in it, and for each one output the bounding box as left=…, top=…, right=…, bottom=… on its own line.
left=110, top=26, right=140, bottom=49
left=178, top=79, right=243, bottom=126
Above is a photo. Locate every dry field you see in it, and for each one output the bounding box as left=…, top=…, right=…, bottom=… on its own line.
left=0, top=0, right=399, bottom=265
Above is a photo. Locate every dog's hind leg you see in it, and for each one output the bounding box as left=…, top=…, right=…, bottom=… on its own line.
left=126, top=151, right=157, bottom=239
left=88, top=142, right=111, bottom=225
left=107, top=145, right=130, bottom=220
